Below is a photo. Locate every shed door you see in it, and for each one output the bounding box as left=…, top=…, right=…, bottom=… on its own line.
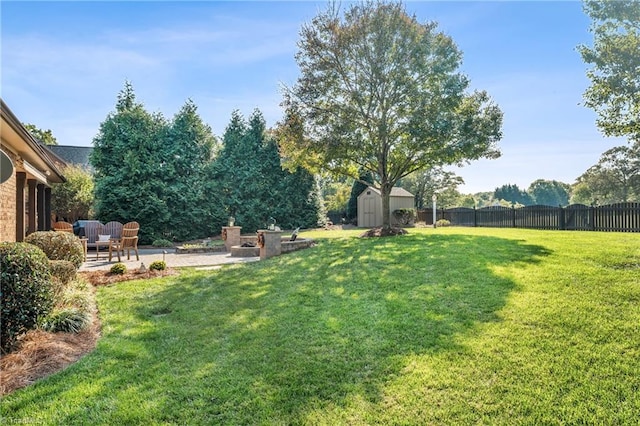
left=362, top=196, right=376, bottom=227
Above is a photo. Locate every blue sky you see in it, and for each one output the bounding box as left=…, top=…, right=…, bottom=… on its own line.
left=1, top=1, right=626, bottom=193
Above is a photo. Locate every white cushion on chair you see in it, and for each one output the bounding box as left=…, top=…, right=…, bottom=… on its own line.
left=98, top=234, right=111, bottom=242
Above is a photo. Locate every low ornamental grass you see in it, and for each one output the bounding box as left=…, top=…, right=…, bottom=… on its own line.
left=1, top=228, right=638, bottom=424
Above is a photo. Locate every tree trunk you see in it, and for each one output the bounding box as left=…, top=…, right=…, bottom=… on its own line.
left=381, top=183, right=392, bottom=229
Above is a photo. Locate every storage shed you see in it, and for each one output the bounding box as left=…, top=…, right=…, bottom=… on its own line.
left=357, top=186, right=415, bottom=228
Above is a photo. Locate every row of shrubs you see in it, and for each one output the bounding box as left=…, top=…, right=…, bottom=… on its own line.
left=109, top=260, right=166, bottom=274
left=1, top=231, right=91, bottom=354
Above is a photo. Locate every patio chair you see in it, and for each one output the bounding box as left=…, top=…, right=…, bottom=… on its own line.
left=100, top=221, right=124, bottom=240
left=109, top=221, right=140, bottom=262
left=83, top=221, right=102, bottom=246
left=53, top=221, right=74, bottom=233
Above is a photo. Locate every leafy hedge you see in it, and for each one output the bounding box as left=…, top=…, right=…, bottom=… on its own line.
left=110, top=263, right=127, bottom=275
left=0, top=242, right=54, bottom=353
left=24, top=231, right=84, bottom=269
left=149, top=260, right=167, bottom=271
left=393, top=208, right=416, bottom=226
left=49, top=260, right=77, bottom=298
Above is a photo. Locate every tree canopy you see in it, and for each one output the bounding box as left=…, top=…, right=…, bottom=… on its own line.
left=494, top=184, right=533, bottom=206
left=527, top=179, right=570, bottom=206
left=91, top=82, right=170, bottom=242
left=280, top=1, right=502, bottom=229
left=573, top=143, right=640, bottom=204
left=403, top=167, right=464, bottom=209
left=207, top=109, right=324, bottom=232
left=51, top=164, right=94, bottom=223
left=579, top=0, right=640, bottom=142
left=23, top=123, right=58, bottom=145
left=346, top=170, right=374, bottom=221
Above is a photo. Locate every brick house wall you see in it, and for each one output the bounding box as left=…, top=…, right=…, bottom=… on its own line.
left=0, top=147, right=18, bottom=242
left=1, top=99, right=66, bottom=242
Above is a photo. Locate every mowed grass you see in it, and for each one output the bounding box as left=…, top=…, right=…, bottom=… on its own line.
left=2, top=227, right=639, bottom=424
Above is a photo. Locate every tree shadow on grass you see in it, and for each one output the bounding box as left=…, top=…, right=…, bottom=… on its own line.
left=1, top=234, right=551, bottom=424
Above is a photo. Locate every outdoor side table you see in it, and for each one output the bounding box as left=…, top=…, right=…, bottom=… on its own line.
left=79, top=238, right=88, bottom=261
left=95, top=240, right=111, bottom=260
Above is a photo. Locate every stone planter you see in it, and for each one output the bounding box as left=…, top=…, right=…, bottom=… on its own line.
left=222, top=226, right=242, bottom=252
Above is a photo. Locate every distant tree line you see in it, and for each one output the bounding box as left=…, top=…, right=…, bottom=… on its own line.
left=90, top=83, right=324, bottom=243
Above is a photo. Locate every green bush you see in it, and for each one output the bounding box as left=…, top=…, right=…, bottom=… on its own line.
left=49, top=260, right=77, bottom=291
left=152, top=239, right=173, bottom=248
left=110, top=263, right=127, bottom=275
left=393, top=208, right=416, bottom=226
left=149, top=260, right=167, bottom=271
left=25, top=231, right=84, bottom=269
left=0, top=242, right=54, bottom=353
left=436, top=219, right=451, bottom=227
left=40, top=308, right=90, bottom=333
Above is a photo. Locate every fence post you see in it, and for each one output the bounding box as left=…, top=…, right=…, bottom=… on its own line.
left=589, top=205, right=596, bottom=231
left=474, top=206, right=477, bottom=227
left=512, top=205, right=516, bottom=228
left=559, top=205, right=565, bottom=230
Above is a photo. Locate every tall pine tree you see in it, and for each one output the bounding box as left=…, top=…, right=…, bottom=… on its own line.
left=91, top=82, right=168, bottom=243
left=346, top=170, right=374, bottom=221
left=208, top=109, right=323, bottom=233
left=163, top=100, right=217, bottom=240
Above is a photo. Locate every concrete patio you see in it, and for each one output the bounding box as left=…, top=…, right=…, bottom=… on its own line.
left=79, top=248, right=259, bottom=272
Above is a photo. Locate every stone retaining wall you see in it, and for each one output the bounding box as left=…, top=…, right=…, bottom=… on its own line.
left=231, top=238, right=315, bottom=258
left=175, top=245, right=227, bottom=254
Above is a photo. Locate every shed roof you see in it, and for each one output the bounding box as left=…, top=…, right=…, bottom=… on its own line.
left=361, top=186, right=414, bottom=198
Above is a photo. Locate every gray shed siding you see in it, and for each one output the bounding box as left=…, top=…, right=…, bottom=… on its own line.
left=357, top=186, right=414, bottom=227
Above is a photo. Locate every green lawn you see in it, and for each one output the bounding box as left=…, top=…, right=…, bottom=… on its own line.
left=2, top=228, right=639, bottom=424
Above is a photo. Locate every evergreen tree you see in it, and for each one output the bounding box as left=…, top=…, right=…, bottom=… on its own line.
left=494, top=184, right=534, bottom=206
left=163, top=100, right=217, bottom=240
left=208, top=110, right=263, bottom=232
left=209, top=109, right=324, bottom=233
left=91, top=82, right=168, bottom=243
left=346, top=170, right=374, bottom=221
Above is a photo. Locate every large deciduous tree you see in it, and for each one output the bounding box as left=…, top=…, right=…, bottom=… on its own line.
left=573, top=143, right=640, bottom=204
left=527, top=179, right=570, bottom=206
left=280, top=1, right=502, bottom=230
left=404, top=167, right=464, bottom=209
left=23, top=123, right=58, bottom=146
left=51, top=164, right=94, bottom=223
left=579, top=0, right=640, bottom=142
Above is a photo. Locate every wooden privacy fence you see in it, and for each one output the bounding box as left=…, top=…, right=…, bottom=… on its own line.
left=417, top=203, right=640, bottom=232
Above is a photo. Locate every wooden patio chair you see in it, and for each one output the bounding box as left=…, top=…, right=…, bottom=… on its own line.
left=83, top=221, right=102, bottom=245
left=53, top=221, right=73, bottom=233
left=109, top=221, right=140, bottom=262
left=100, top=221, right=124, bottom=240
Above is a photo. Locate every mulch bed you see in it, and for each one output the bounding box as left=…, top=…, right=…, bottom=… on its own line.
left=0, top=268, right=179, bottom=396
left=78, top=268, right=179, bottom=286
left=0, top=307, right=101, bottom=396
left=360, top=227, right=409, bottom=238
